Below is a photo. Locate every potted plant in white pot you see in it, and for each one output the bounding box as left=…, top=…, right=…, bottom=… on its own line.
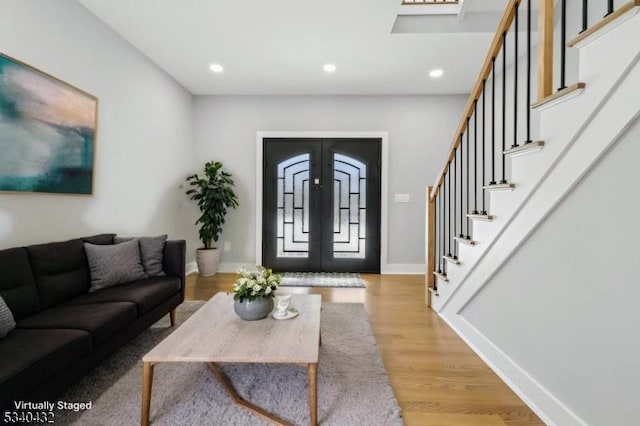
left=186, top=161, right=239, bottom=276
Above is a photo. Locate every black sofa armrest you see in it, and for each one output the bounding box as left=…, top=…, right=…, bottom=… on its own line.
left=163, top=240, right=186, bottom=303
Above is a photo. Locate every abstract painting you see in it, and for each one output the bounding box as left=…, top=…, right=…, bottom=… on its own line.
left=0, top=53, right=97, bottom=194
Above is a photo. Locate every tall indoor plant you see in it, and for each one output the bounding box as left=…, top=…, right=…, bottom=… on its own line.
left=186, top=161, right=239, bottom=276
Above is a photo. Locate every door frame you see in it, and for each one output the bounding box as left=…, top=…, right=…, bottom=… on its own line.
left=256, top=131, right=389, bottom=273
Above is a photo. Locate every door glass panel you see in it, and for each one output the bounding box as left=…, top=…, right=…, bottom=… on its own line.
left=333, top=153, right=366, bottom=259
left=277, top=154, right=309, bottom=258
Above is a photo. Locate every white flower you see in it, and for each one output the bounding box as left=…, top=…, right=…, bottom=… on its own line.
left=265, top=287, right=272, bottom=295
left=253, top=284, right=262, bottom=292
left=251, top=290, right=257, bottom=296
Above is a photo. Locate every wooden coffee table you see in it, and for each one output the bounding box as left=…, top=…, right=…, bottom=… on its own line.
left=141, top=293, right=322, bottom=426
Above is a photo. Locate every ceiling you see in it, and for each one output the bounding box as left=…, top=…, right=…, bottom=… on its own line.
left=78, top=0, right=509, bottom=95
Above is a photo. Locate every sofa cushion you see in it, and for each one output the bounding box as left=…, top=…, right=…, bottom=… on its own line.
left=0, top=328, right=92, bottom=406
left=64, top=276, right=181, bottom=316
left=84, top=239, right=148, bottom=292
left=115, top=235, right=167, bottom=276
left=81, top=233, right=115, bottom=245
left=16, top=302, right=137, bottom=346
left=0, top=297, right=15, bottom=339
left=0, top=247, right=40, bottom=319
left=26, top=239, right=90, bottom=309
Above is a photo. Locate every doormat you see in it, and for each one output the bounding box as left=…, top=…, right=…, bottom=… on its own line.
left=280, top=272, right=366, bottom=288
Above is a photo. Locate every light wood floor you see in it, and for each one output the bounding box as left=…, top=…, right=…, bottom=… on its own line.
left=186, top=273, right=544, bottom=426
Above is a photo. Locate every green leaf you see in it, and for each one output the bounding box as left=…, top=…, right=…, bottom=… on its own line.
left=185, top=160, right=239, bottom=247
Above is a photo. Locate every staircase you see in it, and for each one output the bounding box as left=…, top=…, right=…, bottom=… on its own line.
left=425, top=1, right=640, bottom=424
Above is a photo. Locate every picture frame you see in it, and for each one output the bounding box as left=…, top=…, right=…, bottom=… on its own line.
left=0, top=53, right=98, bottom=195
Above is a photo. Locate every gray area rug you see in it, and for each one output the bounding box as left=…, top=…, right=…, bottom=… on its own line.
left=55, top=301, right=401, bottom=425
left=280, top=272, right=366, bottom=288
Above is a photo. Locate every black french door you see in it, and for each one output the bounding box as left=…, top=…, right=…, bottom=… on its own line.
left=263, top=138, right=381, bottom=273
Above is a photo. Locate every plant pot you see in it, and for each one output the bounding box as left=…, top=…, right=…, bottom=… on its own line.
left=196, top=248, right=221, bottom=276
left=234, top=297, right=274, bottom=321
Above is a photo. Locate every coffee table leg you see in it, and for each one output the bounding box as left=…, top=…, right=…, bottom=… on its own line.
left=208, top=363, right=290, bottom=426
left=141, top=362, right=154, bottom=426
left=308, top=363, right=317, bottom=426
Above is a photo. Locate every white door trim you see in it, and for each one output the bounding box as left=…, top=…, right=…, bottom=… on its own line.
left=255, top=131, right=389, bottom=273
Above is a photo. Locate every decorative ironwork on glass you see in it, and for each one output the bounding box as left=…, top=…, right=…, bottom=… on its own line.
left=276, top=153, right=309, bottom=258
left=333, top=153, right=366, bottom=259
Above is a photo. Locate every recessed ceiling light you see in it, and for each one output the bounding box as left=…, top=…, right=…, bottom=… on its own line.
left=323, top=63, right=337, bottom=73
left=209, top=63, right=224, bottom=73
left=429, top=69, right=444, bottom=78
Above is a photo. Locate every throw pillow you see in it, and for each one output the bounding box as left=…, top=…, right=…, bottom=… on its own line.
left=0, top=296, right=16, bottom=339
left=114, top=235, right=167, bottom=276
left=84, top=239, right=148, bottom=292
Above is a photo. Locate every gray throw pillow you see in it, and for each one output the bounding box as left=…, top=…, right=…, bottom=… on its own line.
left=0, top=296, right=16, bottom=339
left=84, top=239, right=148, bottom=292
left=114, top=235, right=167, bottom=277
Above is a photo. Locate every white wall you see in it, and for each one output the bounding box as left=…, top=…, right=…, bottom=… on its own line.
left=193, top=95, right=466, bottom=272
left=0, top=0, right=196, bottom=253
left=461, top=116, right=640, bottom=426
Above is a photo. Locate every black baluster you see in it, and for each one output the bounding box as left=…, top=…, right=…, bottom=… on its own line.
left=512, top=2, right=520, bottom=149
left=482, top=80, right=488, bottom=214
left=501, top=32, right=507, bottom=184
left=465, top=119, right=470, bottom=239
left=459, top=134, right=464, bottom=238
left=490, top=59, right=496, bottom=185
left=473, top=102, right=479, bottom=215
left=525, top=0, right=532, bottom=144
left=437, top=193, right=442, bottom=274
left=443, top=174, right=447, bottom=260
left=559, top=0, right=567, bottom=91
left=453, top=151, right=457, bottom=259
left=441, top=185, right=446, bottom=275
left=448, top=162, right=452, bottom=257
left=605, top=0, right=614, bottom=16
left=581, top=0, right=588, bottom=32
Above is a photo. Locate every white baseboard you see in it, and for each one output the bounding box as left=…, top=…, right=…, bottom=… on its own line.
left=188, top=261, right=425, bottom=275
left=381, top=263, right=426, bottom=274
left=439, top=311, right=587, bottom=426
left=218, top=262, right=255, bottom=273
left=187, top=261, right=255, bottom=275
left=185, top=261, right=198, bottom=276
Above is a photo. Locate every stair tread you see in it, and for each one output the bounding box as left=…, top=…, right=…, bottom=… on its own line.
left=483, top=182, right=515, bottom=191
left=504, top=140, right=545, bottom=157
left=443, top=255, right=461, bottom=265
left=532, top=83, right=586, bottom=110
left=454, top=236, right=477, bottom=246
left=467, top=213, right=493, bottom=221
left=433, top=271, right=449, bottom=282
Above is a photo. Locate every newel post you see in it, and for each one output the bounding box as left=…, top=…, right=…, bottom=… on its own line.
left=538, top=0, right=554, bottom=101
left=426, top=186, right=436, bottom=307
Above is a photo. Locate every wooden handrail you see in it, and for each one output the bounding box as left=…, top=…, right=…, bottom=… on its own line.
left=429, top=0, right=520, bottom=200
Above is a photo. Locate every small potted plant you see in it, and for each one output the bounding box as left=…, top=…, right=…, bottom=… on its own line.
left=232, top=266, right=281, bottom=320
left=186, top=161, right=239, bottom=276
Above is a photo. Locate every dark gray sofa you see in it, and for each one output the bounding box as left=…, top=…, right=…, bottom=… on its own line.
left=0, top=234, right=186, bottom=408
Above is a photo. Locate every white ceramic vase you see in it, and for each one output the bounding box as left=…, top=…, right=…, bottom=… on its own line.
left=196, top=248, right=221, bottom=276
